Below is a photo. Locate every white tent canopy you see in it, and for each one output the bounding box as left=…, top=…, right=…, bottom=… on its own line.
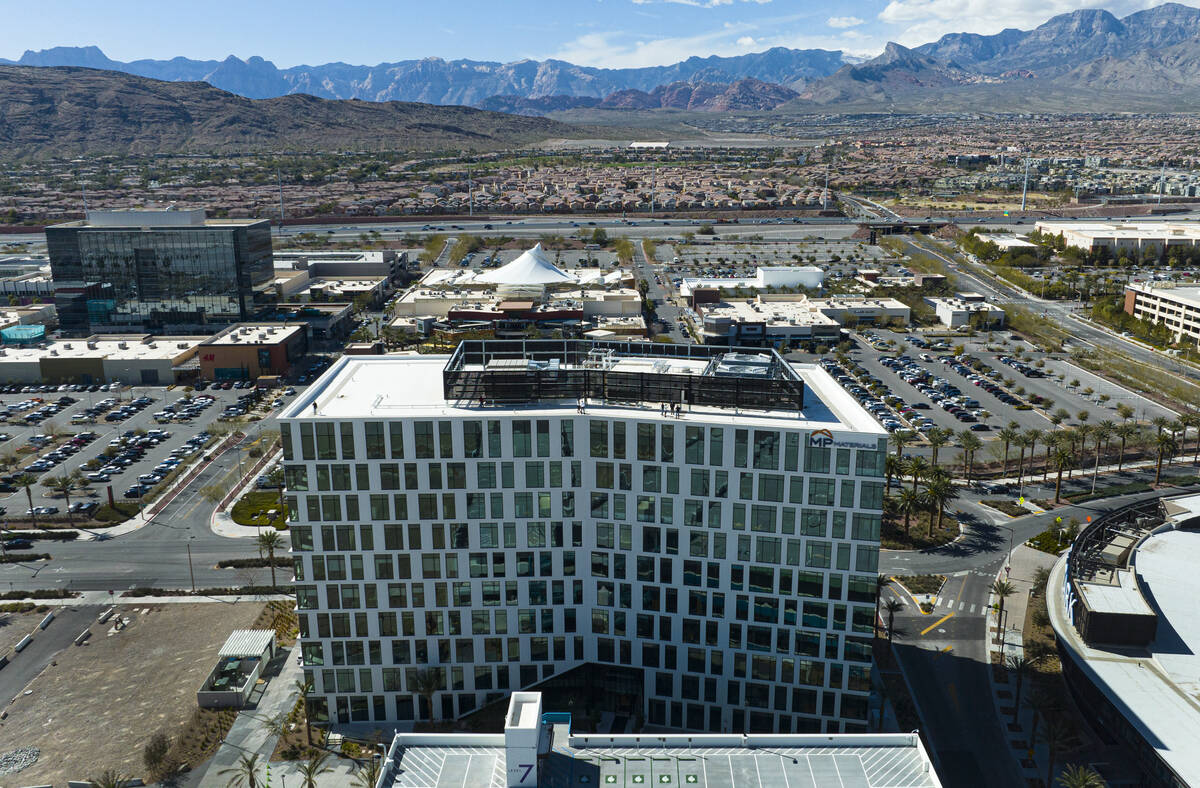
left=476, top=244, right=576, bottom=286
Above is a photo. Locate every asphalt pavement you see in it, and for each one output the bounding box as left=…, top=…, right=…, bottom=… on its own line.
left=0, top=605, right=99, bottom=705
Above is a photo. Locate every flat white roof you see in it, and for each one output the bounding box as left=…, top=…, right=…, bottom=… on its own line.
left=1077, top=570, right=1155, bottom=616
left=206, top=324, right=305, bottom=346
left=0, top=337, right=202, bottom=363
left=1128, top=283, right=1200, bottom=309
left=280, top=354, right=886, bottom=436
left=1050, top=516, right=1200, bottom=784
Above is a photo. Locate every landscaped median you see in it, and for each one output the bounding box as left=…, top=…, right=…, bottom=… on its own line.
left=892, top=574, right=946, bottom=614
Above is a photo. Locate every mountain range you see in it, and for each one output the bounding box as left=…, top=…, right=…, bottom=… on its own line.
left=0, top=45, right=843, bottom=106
left=0, top=66, right=585, bottom=157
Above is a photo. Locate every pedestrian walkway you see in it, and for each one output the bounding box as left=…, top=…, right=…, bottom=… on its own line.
left=984, top=544, right=1059, bottom=785
left=197, top=644, right=304, bottom=787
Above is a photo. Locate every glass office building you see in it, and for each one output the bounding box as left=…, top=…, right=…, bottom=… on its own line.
left=47, top=210, right=273, bottom=334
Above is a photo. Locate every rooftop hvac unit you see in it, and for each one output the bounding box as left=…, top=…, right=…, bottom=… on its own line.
left=118, top=342, right=127, bottom=349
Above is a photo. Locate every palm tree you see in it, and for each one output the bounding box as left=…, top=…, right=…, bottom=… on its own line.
left=13, top=473, right=38, bottom=528
left=897, top=487, right=922, bottom=535
left=997, top=426, right=1020, bottom=477
left=1024, top=428, right=1043, bottom=480
left=256, top=530, right=284, bottom=588
left=1154, top=431, right=1177, bottom=485
left=411, top=666, right=443, bottom=722
left=958, top=431, right=983, bottom=483
left=87, top=770, right=130, bottom=788
left=1057, top=764, right=1104, bottom=788
left=1007, top=654, right=1032, bottom=723
left=298, top=752, right=333, bottom=788
left=1025, top=687, right=1059, bottom=751
left=927, top=428, right=951, bottom=470
left=1152, top=415, right=1171, bottom=435
left=294, top=678, right=315, bottom=745
left=44, top=474, right=78, bottom=524
left=1116, top=403, right=1134, bottom=422
left=1185, top=412, right=1200, bottom=465
left=218, top=753, right=262, bottom=788
left=1114, top=422, right=1138, bottom=472
left=1053, top=446, right=1073, bottom=503
left=884, top=454, right=901, bottom=496
left=991, top=579, right=1016, bottom=652
left=882, top=598, right=904, bottom=652
left=904, top=455, right=929, bottom=493
left=888, top=429, right=913, bottom=460
left=1071, top=425, right=1092, bottom=479
left=1038, top=713, right=1074, bottom=788
left=352, top=758, right=383, bottom=788
left=259, top=710, right=289, bottom=739
left=1013, top=434, right=1031, bottom=488
left=924, top=475, right=958, bottom=538
left=1091, top=422, right=1113, bottom=490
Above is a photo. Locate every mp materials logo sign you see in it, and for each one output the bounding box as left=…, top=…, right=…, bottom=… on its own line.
left=809, top=429, right=834, bottom=447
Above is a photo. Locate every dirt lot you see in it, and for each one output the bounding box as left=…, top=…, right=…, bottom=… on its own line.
left=0, top=602, right=262, bottom=784
left=0, top=610, right=43, bottom=655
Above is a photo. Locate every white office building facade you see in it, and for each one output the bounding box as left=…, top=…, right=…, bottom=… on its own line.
left=279, top=342, right=886, bottom=734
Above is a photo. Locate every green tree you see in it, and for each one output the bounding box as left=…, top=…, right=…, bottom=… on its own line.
left=1114, top=422, right=1138, bottom=472
left=885, top=454, right=901, bottom=496
left=411, top=667, right=443, bottom=722
left=958, top=431, right=983, bottom=482
left=352, top=758, right=383, bottom=788
left=924, top=475, right=958, bottom=538
left=590, top=227, right=608, bottom=246
left=14, top=473, right=38, bottom=528
left=997, top=427, right=1020, bottom=477
left=991, top=579, right=1016, bottom=652
left=888, top=429, right=913, bottom=459
left=44, top=473, right=79, bottom=525
left=1154, top=431, right=1177, bottom=485
left=926, top=428, right=951, bottom=470
left=295, top=679, right=315, bottom=745
left=218, top=753, right=262, bottom=788
left=1056, top=764, right=1104, bottom=788
left=897, top=488, right=922, bottom=536
left=298, top=752, right=333, bottom=788
left=1039, top=714, right=1074, bottom=788
left=256, top=530, right=284, bottom=588
left=904, top=455, right=929, bottom=493
left=883, top=598, right=904, bottom=652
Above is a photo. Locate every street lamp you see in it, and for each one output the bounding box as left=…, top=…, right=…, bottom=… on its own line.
left=186, top=535, right=196, bottom=594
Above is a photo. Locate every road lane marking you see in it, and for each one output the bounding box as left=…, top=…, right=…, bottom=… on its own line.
left=969, top=603, right=976, bottom=613
left=920, top=613, right=954, bottom=636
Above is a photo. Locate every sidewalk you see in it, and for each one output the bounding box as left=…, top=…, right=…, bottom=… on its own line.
left=196, top=644, right=304, bottom=787
left=210, top=449, right=284, bottom=539
left=8, top=591, right=293, bottom=606
left=984, top=544, right=1059, bottom=784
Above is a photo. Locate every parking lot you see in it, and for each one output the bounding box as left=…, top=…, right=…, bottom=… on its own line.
left=0, top=381, right=300, bottom=518
left=787, top=327, right=1181, bottom=448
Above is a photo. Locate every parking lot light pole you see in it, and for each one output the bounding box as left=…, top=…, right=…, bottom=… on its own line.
left=996, top=524, right=1015, bottom=576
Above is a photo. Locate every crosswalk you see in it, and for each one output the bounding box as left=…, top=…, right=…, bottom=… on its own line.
left=932, top=597, right=977, bottom=614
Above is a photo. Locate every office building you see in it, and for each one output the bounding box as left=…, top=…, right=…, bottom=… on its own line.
left=924, top=295, right=1005, bottom=329
left=691, top=294, right=910, bottom=346
left=1048, top=494, right=1200, bottom=788
left=678, top=266, right=826, bottom=298
left=0, top=334, right=204, bottom=385
left=279, top=340, right=887, bottom=733
left=1036, top=221, right=1200, bottom=256
left=47, top=209, right=273, bottom=334
left=376, top=690, right=942, bottom=788
left=1124, top=282, right=1200, bottom=344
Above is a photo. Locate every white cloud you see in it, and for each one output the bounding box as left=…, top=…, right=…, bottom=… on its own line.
left=826, top=16, right=864, bottom=28
left=736, top=35, right=756, bottom=45
left=875, top=0, right=1200, bottom=47
left=630, top=0, right=771, bottom=6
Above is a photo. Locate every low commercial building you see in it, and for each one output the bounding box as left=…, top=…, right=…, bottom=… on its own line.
left=377, top=691, right=941, bottom=788
left=394, top=244, right=644, bottom=337
left=693, top=294, right=910, bottom=346
left=924, top=295, right=1006, bottom=328
left=197, top=323, right=309, bottom=381
left=0, top=334, right=204, bottom=385
left=273, top=249, right=405, bottom=281
left=1037, top=220, right=1200, bottom=256
left=679, top=266, right=825, bottom=297
left=261, top=303, right=355, bottom=345
left=976, top=233, right=1037, bottom=250
left=1124, top=282, right=1200, bottom=344
left=1048, top=495, right=1200, bottom=788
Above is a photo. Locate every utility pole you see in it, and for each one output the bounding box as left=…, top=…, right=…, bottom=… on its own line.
left=468, top=165, right=474, bottom=217
left=1020, top=158, right=1030, bottom=212
left=1158, top=162, right=1166, bottom=204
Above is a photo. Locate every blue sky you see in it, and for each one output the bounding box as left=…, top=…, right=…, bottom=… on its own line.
left=1, top=0, right=1188, bottom=68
